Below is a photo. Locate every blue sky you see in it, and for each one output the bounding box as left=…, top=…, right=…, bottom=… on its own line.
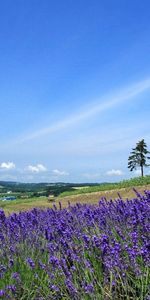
left=0, top=0, right=150, bottom=183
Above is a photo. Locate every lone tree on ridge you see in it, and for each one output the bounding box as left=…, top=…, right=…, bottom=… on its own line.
left=128, top=139, right=150, bottom=177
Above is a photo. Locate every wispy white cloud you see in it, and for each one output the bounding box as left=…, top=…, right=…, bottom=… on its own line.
left=52, top=169, right=69, bottom=176
left=20, top=77, right=150, bottom=142
left=106, top=169, right=124, bottom=176
left=0, top=162, right=16, bottom=170
left=25, top=164, right=47, bottom=173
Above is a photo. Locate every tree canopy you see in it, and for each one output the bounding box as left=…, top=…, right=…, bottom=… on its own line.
left=128, top=139, right=150, bottom=177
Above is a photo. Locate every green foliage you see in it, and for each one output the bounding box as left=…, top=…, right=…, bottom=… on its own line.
left=128, top=139, right=150, bottom=177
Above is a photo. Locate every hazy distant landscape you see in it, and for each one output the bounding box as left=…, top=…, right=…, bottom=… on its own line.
left=0, top=175, right=150, bottom=214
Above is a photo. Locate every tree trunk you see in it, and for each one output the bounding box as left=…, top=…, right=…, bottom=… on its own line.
left=141, top=165, right=144, bottom=177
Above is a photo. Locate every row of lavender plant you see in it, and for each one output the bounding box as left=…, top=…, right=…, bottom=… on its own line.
left=0, top=190, right=150, bottom=299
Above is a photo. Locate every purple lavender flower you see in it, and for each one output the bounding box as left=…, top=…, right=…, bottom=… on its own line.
left=84, top=283, right=94, bottom=294
left=6, top=285, right=16, bottom=293
left=50, top=285, right=60, bottom=292
left=0, top=190, right=149, bottom=298
left=26, top=257, right=35, bottom=269
left=0, top=290, right=5, bottom=297
left=65, top=279, right=77, bottom=296
left=49, top=256, right=59, bottom=267
left=11, top=272, right=20, bottom=281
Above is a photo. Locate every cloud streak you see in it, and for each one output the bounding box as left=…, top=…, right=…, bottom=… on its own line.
left=0, top=162, right=16, bottom=170
left=25, top=164, right=47, bottom=173
left=16, top=77, right=150, bottom=142
left=52, top=169, right=69, bottom=176
left=106, top=169, right=124, bottom=176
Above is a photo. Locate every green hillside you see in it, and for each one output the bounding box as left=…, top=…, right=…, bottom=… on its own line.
left=59, top=175, right=150, bottom=197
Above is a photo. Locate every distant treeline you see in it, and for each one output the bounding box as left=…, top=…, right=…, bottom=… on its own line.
left=1, top=176, right=150, bottom=198
left=0, top=181, right=100, bottom=197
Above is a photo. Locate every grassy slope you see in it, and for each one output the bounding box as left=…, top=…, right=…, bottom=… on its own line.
left=58, top=184, right=150, bottom=207
left=59, top=175, right=150, bottom=197
left=0, top=197, right=56, bottom=215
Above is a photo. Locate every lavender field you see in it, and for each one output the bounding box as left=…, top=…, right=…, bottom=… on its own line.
left=0, top=190, right=150, bottom=299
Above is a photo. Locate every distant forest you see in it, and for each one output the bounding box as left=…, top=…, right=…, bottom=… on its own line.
left=0, top=181, right=99, bottom=197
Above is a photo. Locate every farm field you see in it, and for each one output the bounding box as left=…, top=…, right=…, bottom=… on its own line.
left=0, top=190, right=149, bottom=299
left=1, top=184, right=150, bottom=214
